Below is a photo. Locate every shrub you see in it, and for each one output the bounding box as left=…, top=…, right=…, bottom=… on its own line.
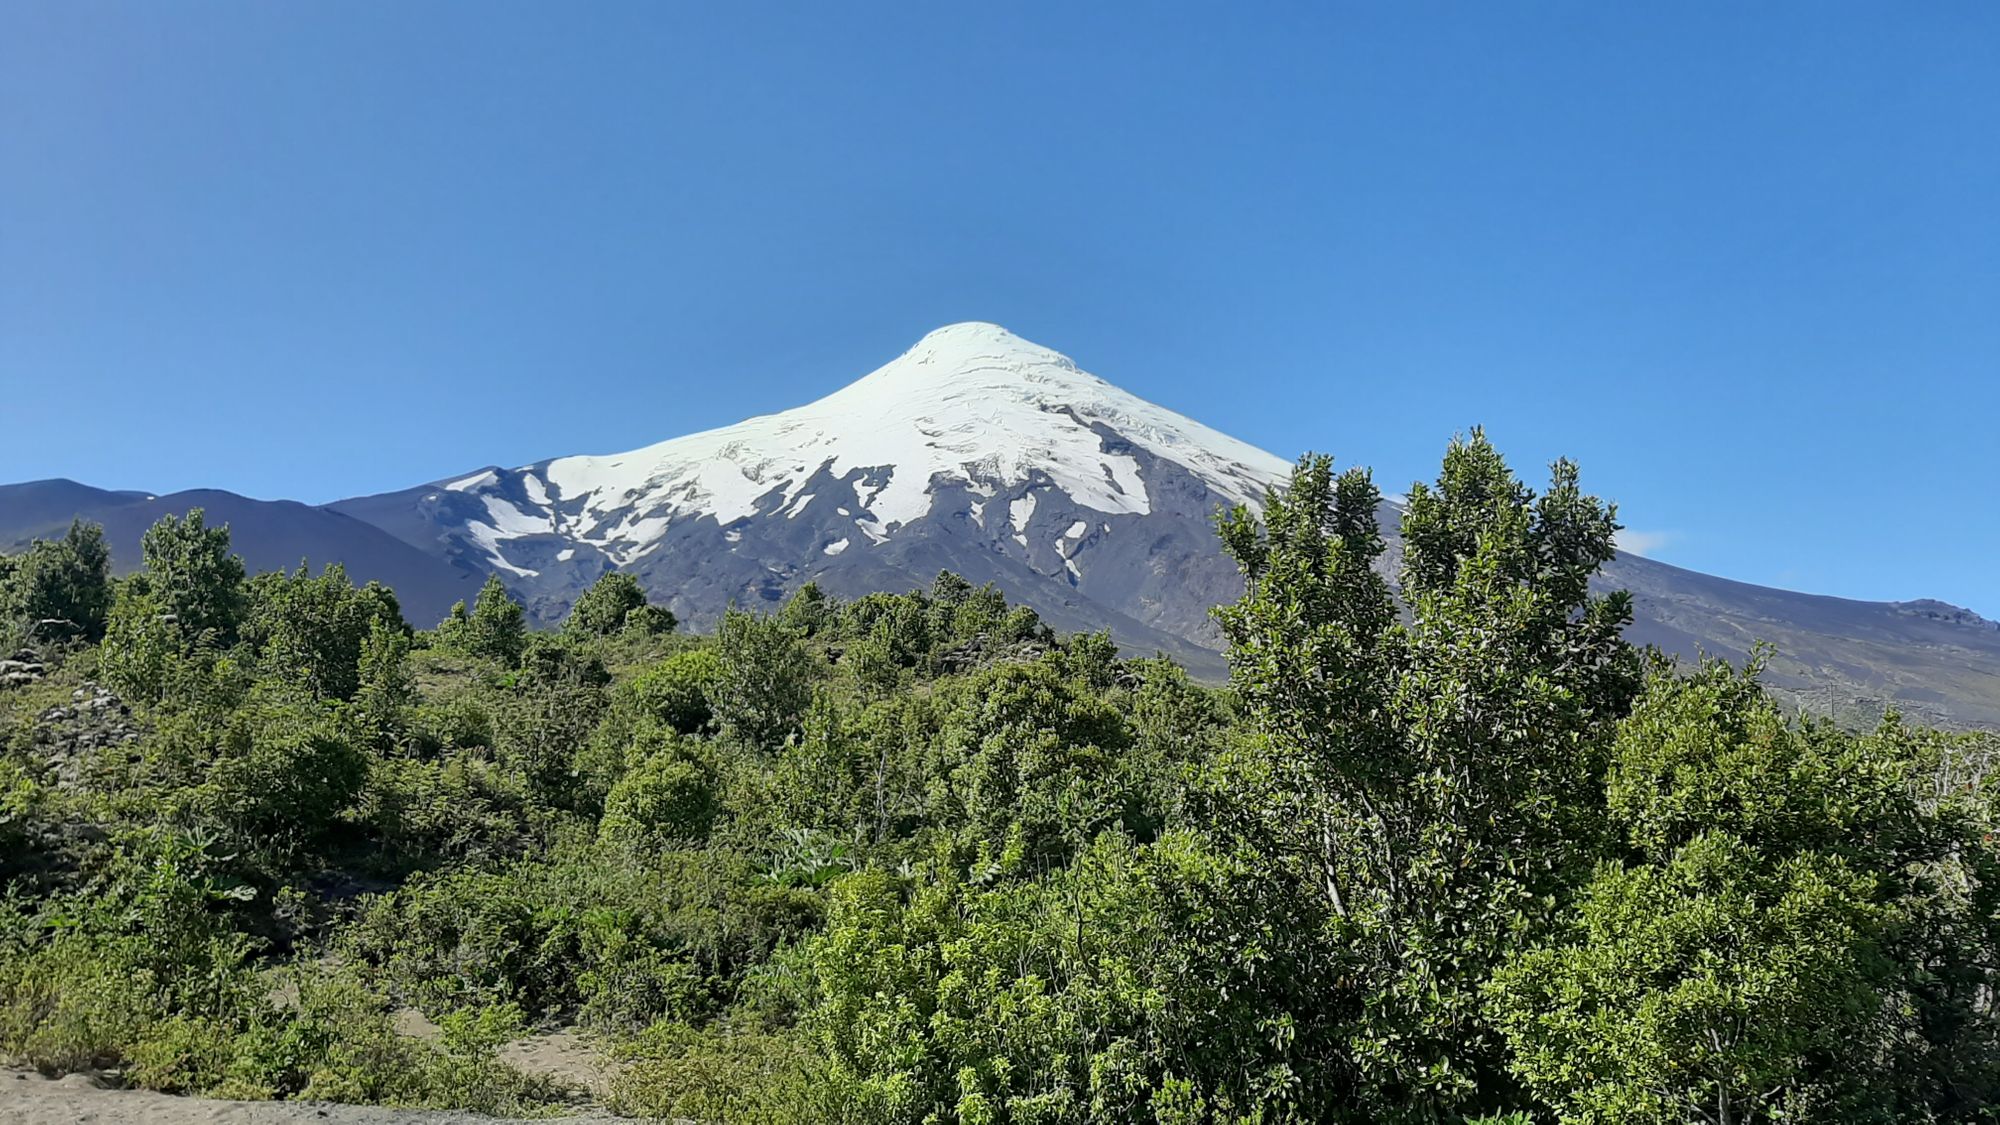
left=626, top=647, right=724, bottom=736
left=599, top=735, right=721, bottom=852
left=610, top=1021, right=825, bottom=1123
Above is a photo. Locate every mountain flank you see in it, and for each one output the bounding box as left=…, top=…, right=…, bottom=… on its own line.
left=5, top=324, right=1996, bottom=727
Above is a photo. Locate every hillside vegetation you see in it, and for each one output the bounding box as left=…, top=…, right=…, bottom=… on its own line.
left=2, top=435, right=1996, bottom=1124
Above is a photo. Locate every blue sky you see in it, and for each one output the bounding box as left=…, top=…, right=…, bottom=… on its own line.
left=2, top=2, right=1995, bottom=612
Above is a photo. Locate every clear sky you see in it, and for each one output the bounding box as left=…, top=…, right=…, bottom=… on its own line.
left=2, top=2, right=1995, bottom=612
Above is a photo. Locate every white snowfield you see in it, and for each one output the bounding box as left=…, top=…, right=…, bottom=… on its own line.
left=442, top=322, right=1292, bottom=571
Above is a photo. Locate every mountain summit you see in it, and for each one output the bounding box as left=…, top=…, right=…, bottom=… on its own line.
left=416, top=322, right=1286, bottom=571
left=326, top=323, right=2000, bottom=725
left=330, top=324, right=1293, bottom=666
left=9, top=325, right=1998, bottom=726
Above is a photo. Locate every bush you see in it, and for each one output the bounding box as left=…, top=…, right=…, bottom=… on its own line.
left=610, top=1021, right=825, bottom=1122
left=567, top=572, right=675, bottom=637
left=1, top=520, right=112, bottom=642
left=98, top=582, right=183, bottom=704
left=352, top=754, right=536, bottom=872
left=349, top=845, right=822, bottom=1032
left=713, top=610, right=816, bottom=751
left=626, top=647, right=723, bottom=736
left=189, top=698, right=369, bottom=865
left=123, top=961, right=570, bottom=1113
left=0, top=833, right=260, bottom=1074
left=599, top=734, right=721, bottom=852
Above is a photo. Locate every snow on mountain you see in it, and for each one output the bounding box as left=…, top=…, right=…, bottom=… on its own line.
left=442, top=322, right=1291, bottom=574
left=18, top=322, right=2000, bottom=725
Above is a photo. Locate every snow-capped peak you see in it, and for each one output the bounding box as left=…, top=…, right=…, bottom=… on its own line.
left=442, top=323, right=1291, bottom=568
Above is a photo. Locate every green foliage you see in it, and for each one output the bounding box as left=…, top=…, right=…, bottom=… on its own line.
left=99, top=578, right=184, bottom=703
left=120, top=962, right=566, bottom=1112
left=1206, top=436, right=1642, bottom=1119
left=610, top=1021, right=826, bottom=1123
left=0, top=831, right=259, bottom=1073
left=354, top=615, right=415, bottom=746
left=1491, top=832, right=1893, bottom=1123
left=625, top=646, right=723, bottom=736
left=352, top=753, right=535, bottom=871
left=599, top=732, right=721, bottom=851
left=139, top=508, right=248, bottom=646
left=568, top=570, right=675, bottom=637
left=129, top=695, right=370, bottom=866
left=806, top=838, right=1226, bottom=1124
left=441, top=574, right=527, bottom=666
left=779, top=580, right=835, bottom=637
left=244, top=563, right=406, bottom=701
left=0, top=856, right=568, bottom=1115
left=928, top=657, right=1137, bottom=867
left=1489, top=662, right=2000, bottom=1123
left=5, top=447, right=1998, bottom=1124
left=1605, top=657, right=1922, bottom=869
left=713, top=607, right=817, bottom=750
left=348, top=842, right=821, bottom=1032
left=0, top=519, right=112, bottom=642
left=497, top=633, right=611, bottom=809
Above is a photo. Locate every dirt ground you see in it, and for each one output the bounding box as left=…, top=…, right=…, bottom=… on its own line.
left=0, top=1021, right=631, bottom=1125
left=0, top=1067, right=637, bottom=1124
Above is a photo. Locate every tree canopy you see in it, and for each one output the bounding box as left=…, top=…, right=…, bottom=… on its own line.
left=1, top=438, right=1995, bottom=1123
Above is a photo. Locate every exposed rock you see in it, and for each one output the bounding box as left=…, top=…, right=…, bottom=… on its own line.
left=30, top=681, right=144, bottom=791
left=935, top=632, right=1054, bottom=676
left=0, top=648, right=46, bottom=689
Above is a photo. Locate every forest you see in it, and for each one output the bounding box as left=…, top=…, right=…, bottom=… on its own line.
left=2, top=433, right=1997, bottom=1124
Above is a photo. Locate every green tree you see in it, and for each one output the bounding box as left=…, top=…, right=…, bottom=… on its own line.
left=1206, top=434, right=1641, bottom=1119
left=806, top=838, right=1217, bottom=1123
left=188, top=698, right=370, bottom=864
left=598, top=732, right=720, bottom=852
left=498, top=634, right=611, bottom=809
left=625, top=648, right=723, bottom=736
left=463, top=575, right=526, bottom=666
left=1487, top=663, right=1934, bottom=1122
left=841, top=592, right=934, bottom=680
left=925, top=570, right=1012, bottom=645
left=771, top=688, right=936, bottom=849
left=139, top=509, right=247, bottom=647
left=0, top=519, right=113, bottom=641
left=567, top=572, right=672, bottom=637
left=930, top=656, right=1134, bottom=869
left=712, top=609, right=816, bottom=751
left=1492, top=832, right=1892, bottom=1125
left=99, top=576, right=185, bottom=703
left=435, top=598, right=471, bottom=640
left=244, top=563, right=406, bottom=701
left=778, top=580, right=835, bottom=637
left=355, top=617, right=416, bottom=748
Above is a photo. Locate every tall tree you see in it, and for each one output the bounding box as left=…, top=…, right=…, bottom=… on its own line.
left=463, top=575, right=526, bottom=666
left=712, top=608, right=816, bottom=751
left=2, top=519, right=112, bottom=641
left=1208, top=433, right=1642, bottom=1119
left=139, top=509, right=247, bottom=647
left=565, top=571, right=672, bottom=637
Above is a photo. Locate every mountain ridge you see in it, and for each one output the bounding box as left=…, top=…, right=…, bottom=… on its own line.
left=0, top=481, right=486, bottom=629
left=6, top=325, right=1997, bottom=728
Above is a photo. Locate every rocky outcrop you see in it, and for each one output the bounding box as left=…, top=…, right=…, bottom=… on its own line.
left=0, top=648, right=46, bottom=689
left=30, top=682, right=144, bottom=791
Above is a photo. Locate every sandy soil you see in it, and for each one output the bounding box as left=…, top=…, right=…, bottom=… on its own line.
left=0, top=1067, right=635, bottom=1124
left=388, top=1010, right=624, bottom=1105
left=0, top=1023, right=632, bottom=1124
